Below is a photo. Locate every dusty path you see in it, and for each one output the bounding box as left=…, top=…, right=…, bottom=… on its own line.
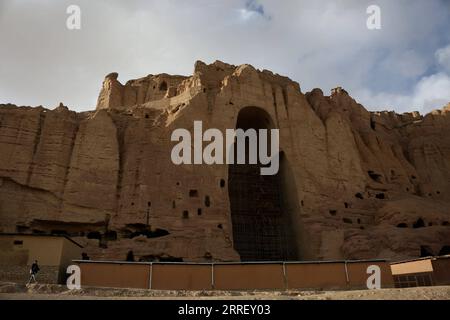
left=1, top=282, right=449, bottom=300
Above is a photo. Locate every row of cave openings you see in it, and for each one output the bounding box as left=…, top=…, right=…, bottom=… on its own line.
left=397, top=218, right=450, bottom=229
left=367, top=170, right=443, bottom=198
left=421, top=245, right=450, bottom=257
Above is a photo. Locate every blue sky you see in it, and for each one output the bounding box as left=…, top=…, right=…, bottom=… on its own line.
left=0, top=0, right=450, bottom=114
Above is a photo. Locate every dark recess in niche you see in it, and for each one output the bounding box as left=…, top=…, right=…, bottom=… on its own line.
left=375, top=193, right=386, bottom=200
left=217, top=224, right=223, bottom=229
left=159, top=81, right=167, bottom=91
left=87, top=231, right=101, bottom=240
left=172, top=201, right=176, bottom=209
left=368, top=171, right=383, bottom=183
left=344, top=202, right=349, bottom=209
left=197, top=208, right=202, bottom=216
left=397, top=223, right=408, bottom=228
left=126, top=250, right=134, bottom=262
left=123, top=224, right=170, bottom=239
left=16, top=225, right=29, bottom=233
left=439, top=246, right=450, bottom=256
left=329, top=210, right=337, bottom=216
left=370, top=118, right=376, bottom=130
left=182, top=211, right=189, bottom=219
left=420, top=245, right=434, bottom=257
left=413, top=218, right=425, bottom=229
left=132, top=229, right=169, bottom=239
left=189, top=190, right=199, bottom=197
left=355, top=193, right=364, bottom=199
left=51, top=230, right=68, bottom=236
left=442, top=221, right=449, bottom=226
left=220, top=179, right=226, bottom=188
left=159, top=257, right=184, bottom=262
left=205, top=196, right=211, bottom=207
left=104, top=231, right=117, bottom=241
left=343, top=218, right=353, bottom=224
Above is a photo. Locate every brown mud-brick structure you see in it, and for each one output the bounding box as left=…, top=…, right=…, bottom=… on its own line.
left=0, top=233, right=82, bottom=284
left=0, top=60, right=449, bottom=263
left=75, top=259, right=394, bottom=291
left=391, top=255, right=450, bottom=288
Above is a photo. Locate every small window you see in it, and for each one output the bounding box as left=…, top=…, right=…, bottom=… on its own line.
left=13, top=240, right=23, bottom=245
left=159, top=81, right=168, bottom=91
left=182, top=211, right=189, bottom=219
left=189, top=190, right=199, bottom=198
left=205, top=196, right=211, bottom=207
left=220, top=179, right=226, bottom=188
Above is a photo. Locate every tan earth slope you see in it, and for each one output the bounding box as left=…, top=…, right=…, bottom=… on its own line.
left=0, top=60, right=449, bottom=262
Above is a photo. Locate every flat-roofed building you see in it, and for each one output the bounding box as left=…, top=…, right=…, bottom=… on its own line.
left=0, top=233, right=83, bottom=284
left=391, top=255, right=450, bottom=288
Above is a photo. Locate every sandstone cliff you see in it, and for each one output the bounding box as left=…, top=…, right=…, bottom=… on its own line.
left=0, top=60, right=449, bottom=262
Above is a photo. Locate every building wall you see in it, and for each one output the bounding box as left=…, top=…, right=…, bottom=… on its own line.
left=390, top=257, right=450, bottom=288
left=346, top=261, right=393, bottom=289
left=151, top=264, right=211, bottom=290
left=213, top=264, right=285, bottom=290
left=59, top=238, right=83, bottom=283
left=431, top=259, right=450, bottom=285
left=0, top=235, right=64, bottom=266
left=286, top=263, right=348, bottom=290
left=77, top=260, right=392, bottom=291
left=0, top=235, right=82, bottom=284
left=80, top=263, right=150, bottom=289
left=391, top=259, right=433, bottom=276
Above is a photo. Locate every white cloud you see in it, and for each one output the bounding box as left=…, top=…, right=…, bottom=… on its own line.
left=412, top=72, right=450, bottom=112
left=355, top=44, right=450, bottom=114
left=0, top=0, right=449, bottom=114
left=356, top=73, right=450, bottom=114
left=436, top=44, right=450, bottom=72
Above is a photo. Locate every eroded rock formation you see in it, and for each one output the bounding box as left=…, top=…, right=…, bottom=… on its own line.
left=0, top=60, right=449, bottom=262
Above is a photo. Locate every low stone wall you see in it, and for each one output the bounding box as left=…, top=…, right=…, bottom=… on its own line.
left=0, top=265, right=60, bottom=284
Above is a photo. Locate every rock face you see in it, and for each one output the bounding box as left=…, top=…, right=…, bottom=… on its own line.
left=0, top=60, right=449, bottom=262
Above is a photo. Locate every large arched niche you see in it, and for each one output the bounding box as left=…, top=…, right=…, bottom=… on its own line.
left=227, top=106, right=302, bottom=261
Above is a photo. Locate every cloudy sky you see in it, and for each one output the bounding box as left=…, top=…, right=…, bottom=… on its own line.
left=1, top=0, right=450, bottom=114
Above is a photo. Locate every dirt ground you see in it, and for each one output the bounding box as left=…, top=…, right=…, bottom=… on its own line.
left=0, top=282, right=449, bottom=300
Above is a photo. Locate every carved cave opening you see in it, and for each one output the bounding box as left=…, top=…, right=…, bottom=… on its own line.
left=228, top=107, right=300, bottom=262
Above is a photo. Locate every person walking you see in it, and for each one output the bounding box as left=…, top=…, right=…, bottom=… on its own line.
left=27, top=260, right=40, bottom=285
